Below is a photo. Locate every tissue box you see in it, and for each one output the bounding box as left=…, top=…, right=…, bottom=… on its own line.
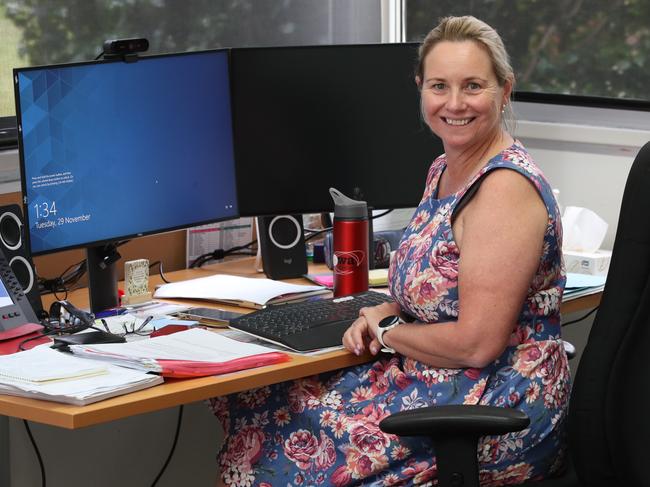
left=563, top=249, right=612, bottom=276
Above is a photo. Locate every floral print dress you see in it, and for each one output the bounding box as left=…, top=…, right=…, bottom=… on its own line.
left=210, top=141, right=569, bottom=486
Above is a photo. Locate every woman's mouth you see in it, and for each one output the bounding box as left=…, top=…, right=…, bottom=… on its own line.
left=443, top=117, right=473, bottom=126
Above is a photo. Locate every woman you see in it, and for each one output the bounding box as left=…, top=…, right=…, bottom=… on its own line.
left=211, top=15, right=567, bottom=486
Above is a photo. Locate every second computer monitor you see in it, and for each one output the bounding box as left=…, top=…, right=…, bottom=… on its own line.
left=230, top=43, right=444, bottom=216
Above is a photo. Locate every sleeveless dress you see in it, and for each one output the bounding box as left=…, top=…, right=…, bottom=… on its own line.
left=209, top=141, right=569, bottom=487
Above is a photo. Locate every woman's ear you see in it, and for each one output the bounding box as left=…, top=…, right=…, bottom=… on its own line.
left=415, top=75, right=422, bottom=89
left=502, top=77, right=514, bottom=103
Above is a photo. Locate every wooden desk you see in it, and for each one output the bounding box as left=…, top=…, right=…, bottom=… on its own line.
left=0, top=258, right=602, bottom=429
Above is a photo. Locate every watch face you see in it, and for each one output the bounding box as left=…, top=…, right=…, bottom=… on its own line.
left=378, top=315, right=400, bottom=329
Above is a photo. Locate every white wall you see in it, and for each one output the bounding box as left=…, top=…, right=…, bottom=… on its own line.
left=514, top=101, right=650, bottom=250
left=523, top=142, right=634, bottom=251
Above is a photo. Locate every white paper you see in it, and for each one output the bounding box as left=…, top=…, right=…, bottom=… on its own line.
left=566, top=273, right=607, bottom=289
left=562, top=206, right=608, bottom=252
left=153, top=273, right=325, bottom=306
left=0, top=346, right=107, bottom=383
left=0, top=346, right=162, bottom=405
left=70, top=328, right=278, bottom=362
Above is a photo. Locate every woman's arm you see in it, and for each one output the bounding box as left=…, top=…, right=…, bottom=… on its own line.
left=343, top=169, right=548, bottom=368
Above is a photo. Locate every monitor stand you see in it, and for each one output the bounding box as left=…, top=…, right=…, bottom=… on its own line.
left=86, top=244, right=120, bottom=313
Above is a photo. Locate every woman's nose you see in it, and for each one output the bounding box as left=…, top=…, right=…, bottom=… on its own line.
left=446, top=89, right=466, bottom=111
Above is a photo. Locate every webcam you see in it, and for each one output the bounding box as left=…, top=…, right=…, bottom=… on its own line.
left=102, top=38, right=149, bottom=61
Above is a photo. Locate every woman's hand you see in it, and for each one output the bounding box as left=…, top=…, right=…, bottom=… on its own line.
left=342, top=301, right=400, bottom=356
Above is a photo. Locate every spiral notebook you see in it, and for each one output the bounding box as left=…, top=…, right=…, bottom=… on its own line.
left=0, top=346, right=162, bottom=405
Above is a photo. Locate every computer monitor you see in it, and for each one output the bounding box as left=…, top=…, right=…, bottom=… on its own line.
left=14, top=49, right=239, bottom=312
left=230, top=43, right=444, bottom=216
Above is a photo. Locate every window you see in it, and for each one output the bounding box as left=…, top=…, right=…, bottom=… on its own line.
left=0, top=0, right=382, bottom=148
left=406, top=0, right=650, bottom=110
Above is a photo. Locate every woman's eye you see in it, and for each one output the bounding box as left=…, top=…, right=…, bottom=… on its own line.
left=430, top=83, right=445, bottom=90
left=466, top=82, right=481, bottom=91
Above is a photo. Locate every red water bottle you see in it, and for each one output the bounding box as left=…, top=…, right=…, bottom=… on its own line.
left=330, top=188, right=369, bottom=297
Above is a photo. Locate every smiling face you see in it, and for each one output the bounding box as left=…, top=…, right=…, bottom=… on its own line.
left=418, top=40, right=512, bottom=156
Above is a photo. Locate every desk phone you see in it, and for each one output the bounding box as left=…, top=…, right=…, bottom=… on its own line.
left=0, top=249, right=39, bottom=334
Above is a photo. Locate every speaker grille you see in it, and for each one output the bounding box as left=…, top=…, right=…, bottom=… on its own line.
left=0, top=212, right=22, bottom=250
left=269, top=216, right=301, bottom=249
left=0, top=205, right=43, bottom=315
left=10, top=256, right=34, bottom=294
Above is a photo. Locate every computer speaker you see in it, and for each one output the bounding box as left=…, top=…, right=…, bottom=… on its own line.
left=257, top=215, right=308, bottom=280
left=0, top=205, right=43, bottom=316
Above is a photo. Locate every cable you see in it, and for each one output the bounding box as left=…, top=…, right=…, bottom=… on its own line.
left=94, top=51, right=104, bottom=61
left=304, top=227, right=332, bottom=243
left=562, top=306, right=599, bottom=327
left=371, top=209, right=393, bottom=220
left=39, top=240, right=130, bottom=296
left=190, top=240, right=257, bottom=268
left=38, top=259, right=87, bottom=298
left=23, top=420, right=46, bottom=487
left=18, top=330, right=58, bottom=351
left=149, top=260, right=171, bottom=284
left=151, top=405, right=184, bottom=487
left=301, top=209, right=391, bottom=243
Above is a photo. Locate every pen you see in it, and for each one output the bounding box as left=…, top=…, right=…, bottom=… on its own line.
left=125, top=301, right=159, bottom=311
left=95, top=308, right=127, bottom=318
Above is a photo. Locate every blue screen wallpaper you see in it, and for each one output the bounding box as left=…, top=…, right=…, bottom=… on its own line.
left=16, top=50, right=238, bottom=254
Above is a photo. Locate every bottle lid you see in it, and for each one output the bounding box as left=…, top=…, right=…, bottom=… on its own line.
left=329, top=188, right=367, bottom=219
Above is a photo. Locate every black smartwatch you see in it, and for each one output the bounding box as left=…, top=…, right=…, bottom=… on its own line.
left=376, top=315, right=404, bottom=354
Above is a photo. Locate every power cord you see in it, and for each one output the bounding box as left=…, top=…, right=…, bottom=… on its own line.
left=151, top=405, right=184, bottom=486
left=304, top=227, right=331, bottom=243
left=303, top=209, right=392, bottom=243
left=562, top=306, right=599, bottom=326
left=149, top=260, right=171, bottom=284
left=38, top=259, right=87, bottom=300
left=23, top=420, right=46, bottom=487
left=18, top=329, right=58, bottom=352
left=190, top=241, right=256, bottom=268
left=38, top=241, right=131, bottom=298
left=371, top=209, right=393, bottom=220
left=23, top=405, right=184, bottom=487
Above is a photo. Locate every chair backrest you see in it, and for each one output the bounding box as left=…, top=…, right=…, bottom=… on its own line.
left=568, top=141, right=650, bottom=486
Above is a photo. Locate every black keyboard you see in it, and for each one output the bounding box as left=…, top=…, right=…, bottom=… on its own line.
left=229, top=290, right=394, bottom=352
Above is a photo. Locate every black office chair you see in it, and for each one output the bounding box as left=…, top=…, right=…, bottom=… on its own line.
left=379, top=141, right=650, bottom=487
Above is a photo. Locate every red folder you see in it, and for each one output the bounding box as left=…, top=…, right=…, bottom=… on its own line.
left=156, top=352, right=290, bottom=378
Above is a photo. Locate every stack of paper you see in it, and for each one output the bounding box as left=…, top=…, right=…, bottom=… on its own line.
left=563, top=272, right=607, bottom=301
left=0, top=346, right=163, bottom=406
left=153, top=274, right=328, bottom=309
left=369, top=268, right=389, bottom=287
left=305, top=269, right=389, bottom=289
left=68, top=328, right=290, bottom=378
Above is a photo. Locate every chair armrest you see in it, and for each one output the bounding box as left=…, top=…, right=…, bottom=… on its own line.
left=379, top=404, right=530, bottom=438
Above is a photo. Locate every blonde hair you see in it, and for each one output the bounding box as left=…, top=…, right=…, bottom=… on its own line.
left=416, top=16, right=515, bottom=132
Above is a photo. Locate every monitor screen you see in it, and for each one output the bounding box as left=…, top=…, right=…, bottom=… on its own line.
left=14, top=49, right=239, bottom=256
left=230, top=43, right=444, bottom=216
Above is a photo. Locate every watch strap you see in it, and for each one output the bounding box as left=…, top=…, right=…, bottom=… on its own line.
left=377, top=316, right=403, bottom=353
